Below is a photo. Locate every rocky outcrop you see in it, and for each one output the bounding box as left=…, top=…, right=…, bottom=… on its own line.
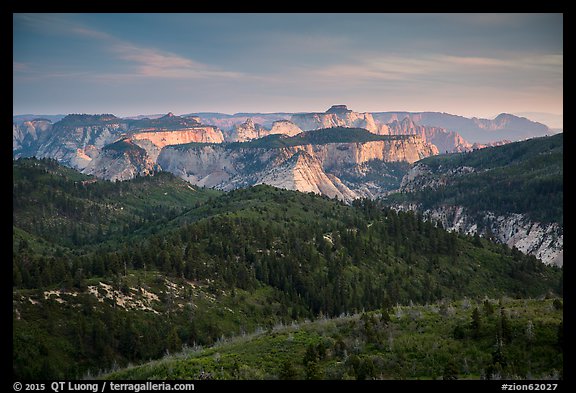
left=255, top=151, right=358, bottom=202
left=385, top=118, right=472, bottom=153
left=224, top=118, right=304, bottom=142
left=303, top=137, right=438, bottom=167
left=291, top=105, right=378, bottom=133
left=225, top=118, right=268, bottom=142
left=372, top=111, right=554, bottom=144
left=393, top=203, right=563, bottom=266
left=131, top=127, right=224, bottom=147
left=269, top=120, right=303, bottom=137
left=192, top=112, right=291, bottom=132
left=290, top=107, right=472, bottom=153
left=399, top=163, right=476, bottom=192
left=34, top=115, right=127, bottom=171
left=83, top=139, right=159, bottom=181
left=13, top=113, right=225, bottom=178
left=157, top=135, right=437, bottom=202
left=157, top=144, right=361, bottom=201
left=13, top=119, right=54, bottom=157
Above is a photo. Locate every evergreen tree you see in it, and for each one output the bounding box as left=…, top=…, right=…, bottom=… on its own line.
left=470, top=307, right=482, bottom=338
left=442, top=359, right=459, bottom=380
left=279, top=360, right=299, bottom=380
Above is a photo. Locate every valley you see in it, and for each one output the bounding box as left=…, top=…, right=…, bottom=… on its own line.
left=12, top=106, right=563, bottom=380
left=13, top=12, right=563, bottom=384
left=13, top=158, right=562, bottom=379
left=13, top=106, right=563, bottom=265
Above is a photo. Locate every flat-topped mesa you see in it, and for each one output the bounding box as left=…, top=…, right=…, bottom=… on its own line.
left=326, top=105, right=353, bottom=114
left=57, top=113, right=121, bottom=127
left=291, top=105, right=378, bottom=133
left=132, top=112, right=205, bottom=131
left=131, top=128, right=224, bottom=148
left=128, top=112, right=224, bottom=147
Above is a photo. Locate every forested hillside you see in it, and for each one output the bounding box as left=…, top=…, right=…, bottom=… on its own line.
left=105, top=297, right=563, bottom=380
left=386, top=134, right=563, bottom=225
left=13, top=158, right=562, bottom=379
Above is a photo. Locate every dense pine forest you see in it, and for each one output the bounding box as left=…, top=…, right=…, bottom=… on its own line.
left=384, top=134, right=563, bottom=225
left=13, top=158, right=562, bottom=379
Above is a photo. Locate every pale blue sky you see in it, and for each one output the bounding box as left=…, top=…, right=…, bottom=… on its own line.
left=13, top=13, right=563, bottom=119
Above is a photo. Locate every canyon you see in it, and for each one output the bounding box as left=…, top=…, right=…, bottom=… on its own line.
left=13, top=106, right=561, bottom=265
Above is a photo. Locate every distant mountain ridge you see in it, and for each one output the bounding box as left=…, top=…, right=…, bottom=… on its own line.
left=372, top=111, right=555, bottom=144
left=12, top=109, right=440, bottom=196
left=13, top=106, right=558, bottom=198
left=14, top=106, right=554, bottom=147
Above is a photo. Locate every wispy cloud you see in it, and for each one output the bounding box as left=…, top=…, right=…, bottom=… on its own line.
left=110, top=43, right=243, bottom=79
left=13, top=62, right=30, bottom=72
left=70, top=26, right=114, bottom=40
left=14, top=15, right=244, bottom=81
left=296, top=53, right=562, bottom=84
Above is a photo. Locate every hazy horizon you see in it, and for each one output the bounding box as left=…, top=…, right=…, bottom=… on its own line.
left=11, top=108, right=564, bottom=129
left=14, top=13, right=563, bottom=122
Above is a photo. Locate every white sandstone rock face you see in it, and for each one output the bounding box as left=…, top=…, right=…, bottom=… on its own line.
left=224, top=119, right=303, bottom=142
left=13, top=119, right=54, bottom=153
left=13, top=113, right=228, bottom=181
left=291, top=105, right=379, bottom=133
left=35, top=123, right=125, bottom=171
left=385, top=118, right=472, bottom=153
left=269, top=120, right=303, bottom=137
left=308, top=137, right=439, bottom=167
left=392, top=204, right=563, bottom=267
left=225, top=118, right=267, bottom=142
left=289, top=106, right=472, bottom=154
left=131, top=127, right=224, bottom=147
left=83, top=140, right=159, bottom=182
left=158, top=135, right=437, bottom=202
left=157, top=145, right=239, bottom=188
left=131, top=139, right=163, bottom=163
left=255, top=151, right=357, bottom=202
left=400, top=163, right=475, bottom=192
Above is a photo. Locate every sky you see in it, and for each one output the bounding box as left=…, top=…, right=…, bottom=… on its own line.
left=13, top=13, right=563, bottom=125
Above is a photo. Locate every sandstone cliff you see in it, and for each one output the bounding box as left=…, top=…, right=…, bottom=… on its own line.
left=386, top=118, right=472, bottom=153
left=157, top=133, right=437, bottom=202
left=225, top=118, right=268, bottom=142
left=269, top=120, right=303, bottom=137
left=291, top=105, right=378, bottom=133
left=255, top=151, right=358, bottom=202
left=393, top=203, right=563, bottom=267
left=83, top=139, right=159, bottom=181
left=13, top=119, right=54, bottom=157
left=34, top=115, right=127, bottom=171
left=224, top=118, right=303, bottom=142
left=131, top=127, right=224, bottom=147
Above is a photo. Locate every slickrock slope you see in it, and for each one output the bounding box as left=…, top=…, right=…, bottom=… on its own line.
left=224, top=118, right=303, bottom=142
left=255, top=151, right=358, bottom=202
left=157, top=130, right=438, bottom=201
left=83, top=139, right=159, bottom=181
